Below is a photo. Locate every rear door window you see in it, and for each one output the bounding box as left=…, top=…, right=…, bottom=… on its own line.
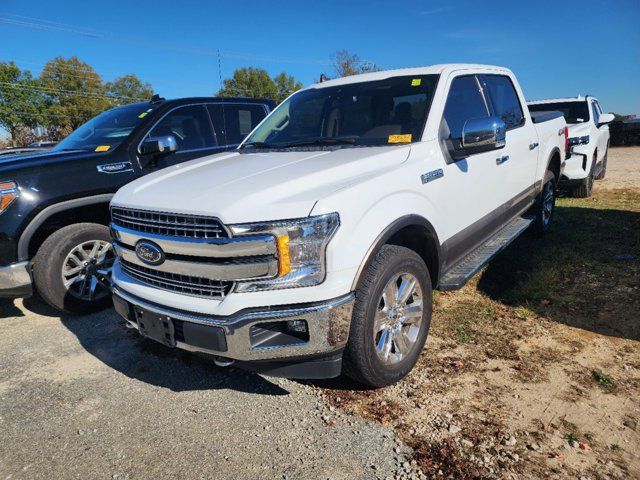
left=442, top=75, right=490, bottom=144
left=148, top=105, right=216, bottom=150
left=481, top=75, right=525, bottom=129
left=208, top=104, right=268, bottom=146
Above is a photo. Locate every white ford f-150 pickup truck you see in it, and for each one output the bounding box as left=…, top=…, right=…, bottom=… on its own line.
left=528, top=95, right=613, bottom=197
left=110, top=64, right=567, bottom=387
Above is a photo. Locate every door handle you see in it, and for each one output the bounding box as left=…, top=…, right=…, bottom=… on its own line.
left=529, top=142, right=539, bottom=150
left=496, top=155, right=509, bottom=165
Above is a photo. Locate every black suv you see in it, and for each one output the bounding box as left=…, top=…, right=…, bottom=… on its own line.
left=0, top=96, right=273, bottom=313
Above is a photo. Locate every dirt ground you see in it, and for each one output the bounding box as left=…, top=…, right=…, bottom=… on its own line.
left=1, top=148, right=638, bottom=480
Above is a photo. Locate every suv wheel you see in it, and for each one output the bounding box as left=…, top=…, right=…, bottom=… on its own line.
left=595, top=146, right=608, bottom=180
left=532, top=170, right=556, bottom=235
left=33, top=223, right=114, bottom=314
left=343, top=245, right=432, bottom=387
left=572, top=151, right=597, bottom=198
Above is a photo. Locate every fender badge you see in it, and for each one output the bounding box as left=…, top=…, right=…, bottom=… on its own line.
left=421, top=169, right=444, bottom=184
left=97, top=161, right=133, bottom=174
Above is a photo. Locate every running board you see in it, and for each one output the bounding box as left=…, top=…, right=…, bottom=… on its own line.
left=439, top=216, right=533, bottom=291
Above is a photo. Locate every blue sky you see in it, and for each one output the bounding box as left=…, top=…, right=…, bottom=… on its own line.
left=1, top=0, right=639, bottom=135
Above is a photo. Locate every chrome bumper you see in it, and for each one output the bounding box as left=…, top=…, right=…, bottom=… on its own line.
left=0, top=261, right=33, bottom=298
left=112, top=286, right=355, bottom=361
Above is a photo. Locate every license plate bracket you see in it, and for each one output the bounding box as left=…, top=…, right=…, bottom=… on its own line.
left=135, top=308, right=176, bottom=348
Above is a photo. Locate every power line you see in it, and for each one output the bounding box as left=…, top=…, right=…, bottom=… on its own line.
left=0, top=81, right=146, bottom=101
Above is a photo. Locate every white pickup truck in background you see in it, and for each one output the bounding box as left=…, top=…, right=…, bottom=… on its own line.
left=529, top=95, right=613, bottom=197
left=109, top=64, right=567, bottom=387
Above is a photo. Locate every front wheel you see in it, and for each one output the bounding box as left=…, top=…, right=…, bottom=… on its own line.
left=343, top=245, right=432, bottom=387
left=33, top=223, right=115, bottom=314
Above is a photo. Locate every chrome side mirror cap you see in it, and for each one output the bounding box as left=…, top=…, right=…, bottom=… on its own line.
left=459, top=116, right=506, bottom=158
left=140, top=135, right=178, bottom=156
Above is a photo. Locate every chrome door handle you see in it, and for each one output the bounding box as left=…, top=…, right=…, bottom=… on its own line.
left=529, top=142, right=539, bottom=150
left=496, top=155, right=509, bottom=165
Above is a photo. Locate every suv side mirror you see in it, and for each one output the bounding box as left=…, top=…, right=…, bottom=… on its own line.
left=598, top=113, right=615, bottom=126
left=454, top=116, right=506, bottom=159
left=140, top=135, right=178, bottom=156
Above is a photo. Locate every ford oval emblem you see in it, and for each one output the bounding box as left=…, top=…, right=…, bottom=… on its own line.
left=135, top=240, right=165, bottom=266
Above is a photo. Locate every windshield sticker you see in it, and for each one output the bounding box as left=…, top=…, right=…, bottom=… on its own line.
left=138, top=112, right=149, bottom=118
left=388, top=134, right=412, bottom=143
left=411, top=78, right=422, bottom=86
left=95, top=145, right=110, bottom=152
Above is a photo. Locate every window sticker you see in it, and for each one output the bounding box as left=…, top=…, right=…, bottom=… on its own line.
left=138, top=112, right=149, bottom=118
left=388, top=134, right=412, bottom=143
left=95, top=145, right=111, bottom=152
left=411, top=78, right=422, bottom=86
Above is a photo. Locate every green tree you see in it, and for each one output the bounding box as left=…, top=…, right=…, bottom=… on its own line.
left=39, top=56, right=110, bottom=134
left=0, top=61, right=43, bottom=146
left=332, top=50, right=381, bottom=78
left=106, top=74, right=153, bottom=106
left=217, top=67, right=302, bottom=103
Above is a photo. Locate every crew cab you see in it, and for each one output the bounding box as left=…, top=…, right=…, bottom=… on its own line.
left=528, top=96, right=613, bottom=197
left=110, top=65, right=566, bottom=386
left=0, top=96, right=273, bottom=312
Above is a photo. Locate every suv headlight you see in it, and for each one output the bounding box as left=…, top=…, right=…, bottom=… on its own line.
left=0, top=180, right=19, bottom=215
left=230, top=213, right=340, bottom=292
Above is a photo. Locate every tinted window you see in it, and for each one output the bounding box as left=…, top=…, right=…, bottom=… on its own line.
left=482, top=75, right=524, bottom=129
left=148, top=105, right=216, bottom=150
left=209, top=104, right=268, bottom=146
left=528, top=101, right=590, bottom=124
left=242, top=75, right=439, bottom=148
left=442, top=75, right=489, bottom=142
left=591, top=101, right=600, bottom=125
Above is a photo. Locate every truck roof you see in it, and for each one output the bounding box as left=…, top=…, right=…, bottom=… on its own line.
left=125, top=96, right=276, bottom=110
left=528, top=95, right=598, bottom=105
left=308, top=64, right=513, bottom=89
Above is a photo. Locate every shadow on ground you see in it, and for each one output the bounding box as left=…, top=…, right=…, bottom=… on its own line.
left=15, top=293, right=289, bottom=396
left=477, top=203, right=640, bottom=340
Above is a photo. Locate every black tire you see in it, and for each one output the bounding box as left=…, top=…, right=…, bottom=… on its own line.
left=572, top=150, right=597, bottom=198
left=33, top=223, right=114, bottom=314
left=343, top=245, right=432, bottom=387
left=532, top=170, right=556, bottom=235
left=595, top=146, right=608, bottom=180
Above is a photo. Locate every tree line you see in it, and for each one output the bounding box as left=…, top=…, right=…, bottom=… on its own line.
left=0, top=50, right=378, bottom=147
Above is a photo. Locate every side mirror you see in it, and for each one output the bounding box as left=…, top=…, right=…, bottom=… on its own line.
left=140, top=135, right=178, bottom=156
left=598, top=113, right=615, bottom=126
left=455, top=116, right=506, bottom=159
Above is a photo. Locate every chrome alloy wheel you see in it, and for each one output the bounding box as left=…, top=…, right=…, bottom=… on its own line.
left=542, top=181, right=554, bottom=227
left=374, top=273, right=424, bottom=365
left=61, top=240, right=114, bottom=301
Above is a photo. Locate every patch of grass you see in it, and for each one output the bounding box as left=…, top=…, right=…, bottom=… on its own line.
left=514, top=306, right=534, bottom=320
left=610, top=444, right=623, bottom=452
left=564, top=432, right=580, bottom=443
left=592, top=370, right=617, bottom=393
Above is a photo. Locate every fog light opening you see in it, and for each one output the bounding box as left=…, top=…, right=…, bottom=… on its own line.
left=250, top=320, right=309, bottom=349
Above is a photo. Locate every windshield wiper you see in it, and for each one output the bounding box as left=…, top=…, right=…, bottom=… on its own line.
left=240, top=141, right=274, bottom=149
left=279, top=136, right=359, bottom=148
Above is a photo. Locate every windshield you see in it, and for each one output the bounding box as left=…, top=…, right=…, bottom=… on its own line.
left=528, top=101, right=590, bottom=124
left=242, top=74, right=439, bottom=149
left=54, top=103, right=156, bottom=152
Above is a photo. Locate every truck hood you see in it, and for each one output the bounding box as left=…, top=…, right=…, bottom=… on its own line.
left=0, top=148, right=104, bottom=173
left=112, top=146, right=411, bottom=223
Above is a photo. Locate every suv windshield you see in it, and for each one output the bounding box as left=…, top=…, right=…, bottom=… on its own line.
left=528, top=101, right=590, bottom=124
left=242, top=74, right=439, bottom=149
left=54, top=103, right=156, bottom=152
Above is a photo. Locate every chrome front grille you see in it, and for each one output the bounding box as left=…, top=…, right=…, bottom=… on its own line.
left=111, top=207, right=228, bottom=239
left=120, top=259, right=232, bottom=299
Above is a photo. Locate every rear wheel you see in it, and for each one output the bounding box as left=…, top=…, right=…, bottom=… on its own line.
left=343, top=245, right=432, bottom=387
left=532, top=170, right=556, bottom=235
left=33, top=223, right=114, bottom=314
left=572, top=150, right=597, bottom=198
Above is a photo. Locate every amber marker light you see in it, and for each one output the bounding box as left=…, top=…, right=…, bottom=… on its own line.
left=276, top=234, right=291, bottom=276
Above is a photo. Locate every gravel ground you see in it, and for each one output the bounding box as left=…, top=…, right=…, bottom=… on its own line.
left=0, top=299, right=407, bottom=480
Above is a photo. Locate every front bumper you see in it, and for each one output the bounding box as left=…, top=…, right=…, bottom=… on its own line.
left=0, top=261, right=33, bottom=298
left=112, top=285, right=354, bottom=366
left=561, top=149, right=591, bottom=182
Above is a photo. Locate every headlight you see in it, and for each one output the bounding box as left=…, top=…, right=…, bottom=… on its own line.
left=0, top=180, right=19, bottom=214
left=230, top=213, right=340, bottom=292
